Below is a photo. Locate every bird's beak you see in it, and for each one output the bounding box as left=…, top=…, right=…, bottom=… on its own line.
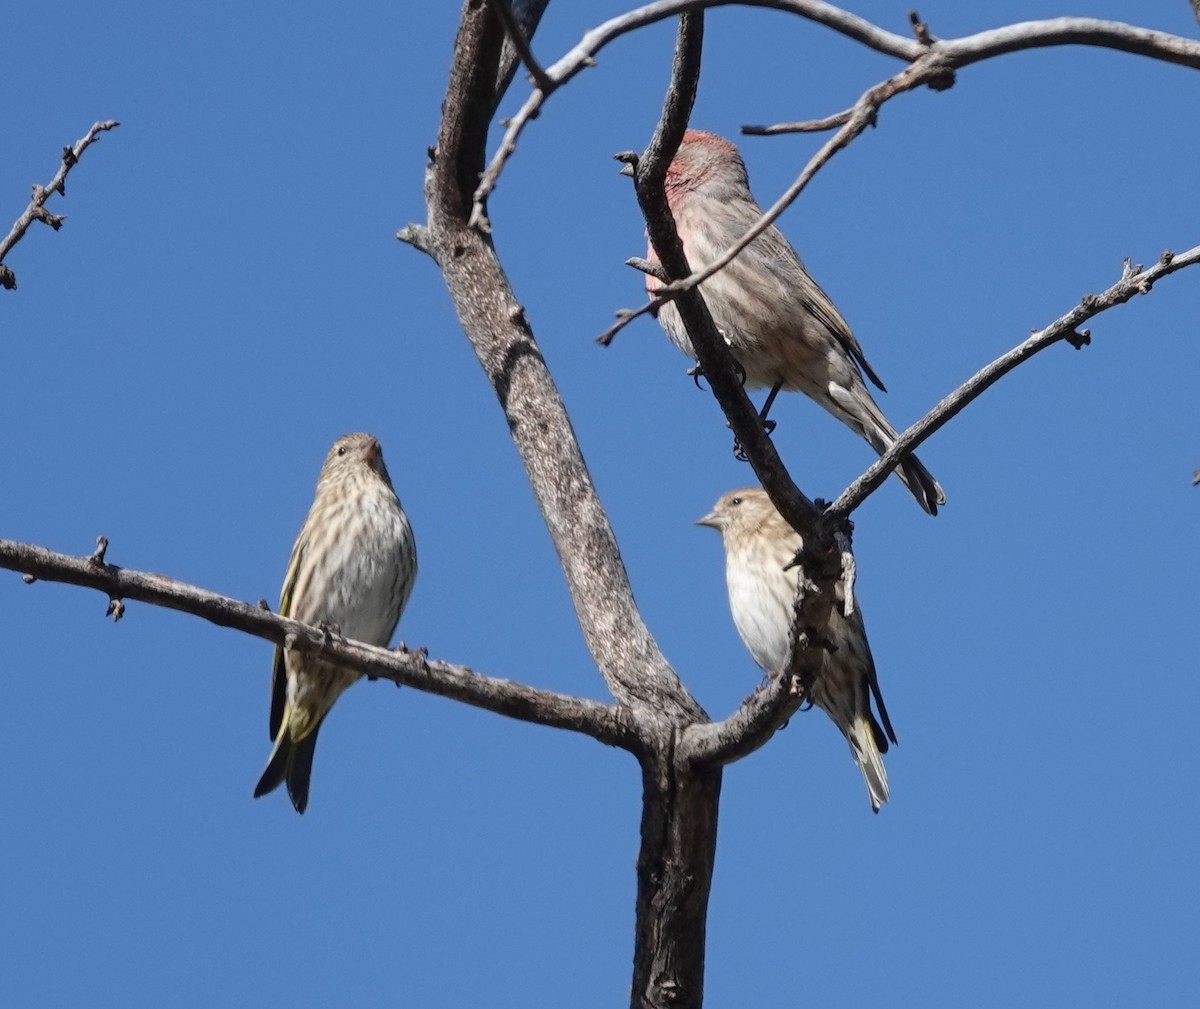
left=694, top=510, right=721, bottom=529
left=618, top=162, right=635, bottom=178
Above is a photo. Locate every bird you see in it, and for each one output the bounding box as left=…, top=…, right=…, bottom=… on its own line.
left=646, top=128, right=945, bottom=516
left=254, top=432, right=417, bottom=814
left=696, top=487, right=896, bottom=811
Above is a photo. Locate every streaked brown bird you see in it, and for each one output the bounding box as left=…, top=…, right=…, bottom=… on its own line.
left=647, top=129, right=945, bottom=516
left=254, top=432, right=417, bottom=814
left=697, top=487, right=896, bottom=811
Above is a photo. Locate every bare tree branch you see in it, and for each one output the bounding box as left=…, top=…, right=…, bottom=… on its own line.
left=0, top=120, right=118, bottom=290
left=471, top=3, right=1200, bottom=220
left=682, top=671, right=807, bottom=766
left=0, top=537, right=636, bottom=747
left=624, top=21, right=722, bottom=1009
left=486, top=0, right=553, bottom=92
left=623, top=21, right=821, bottom=550
left=741, top=109, right=854, bottom=134
left=411, top=0, right=704, bottom=722
left=619, top=21, right=852, bottom=908
left=9, top=8, right=1195, bottom=1009
left=827, top=247, right=1200, bottom=519
left=602, top=49, right=948, bottom=344
left=492, top=0, right=552, bottom=108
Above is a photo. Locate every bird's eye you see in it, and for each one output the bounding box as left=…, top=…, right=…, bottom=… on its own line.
left=337, top=446, right=347, bottom=457
left=730, top=497, right=742, bottom=506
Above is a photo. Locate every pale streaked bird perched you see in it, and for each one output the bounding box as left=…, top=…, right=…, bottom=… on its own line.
left=647, top=129, right=945, bottom=516
left=696, top=487, right=896, bottom=812
left=254, top=432, right=417, bottom=814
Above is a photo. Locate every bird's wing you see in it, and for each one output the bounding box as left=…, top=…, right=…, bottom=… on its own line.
left=268, top=534, right=306, bottom=739
left=848, top=606, right=897, bottom=747
left=763, top=226, right=889, bottom=393
left=799, top=281, right=888, bottom=394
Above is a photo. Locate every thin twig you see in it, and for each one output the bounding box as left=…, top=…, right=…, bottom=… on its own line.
left=0, top=120, right=119, bottom=291
left=470, top=2, right=1200, bottom=223
left=603, top=52, right=953, bottom=345
left=471, top=1, right=913, bottom=222
left=742, top=109, right=854, bottom=135
left=485, top=0, right=553, bottom=91
left=0, top=537, right=636, bottom=748
left=827, top=246, right=1200, bottom=519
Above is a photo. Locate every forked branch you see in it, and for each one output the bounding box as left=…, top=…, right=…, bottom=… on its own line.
left=473, top=3, right=1200, bottom=226
left=0, top=120, right=119, bottom=290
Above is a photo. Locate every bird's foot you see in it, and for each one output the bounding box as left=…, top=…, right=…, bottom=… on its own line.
left=319, top=621, right=345, bottom=645
left=730, top=414, right=777, bottom=462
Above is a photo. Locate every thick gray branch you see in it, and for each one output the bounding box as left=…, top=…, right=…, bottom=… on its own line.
left=828, top=247, right=1200, bottom=519
left=0, top=538, right=635, bottom=748
left=681, top=671, right=806, bottom=766
left=623, top=22, right=721, bottom=1009
left=413, top=0, right=703, bottom=722
left=0, top=120, right=118, bottom=290
left=633, top=752, right=722, bottom=1009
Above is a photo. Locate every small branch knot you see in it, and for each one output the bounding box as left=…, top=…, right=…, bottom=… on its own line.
left=908, top=9, right=935, bottom=46
left=915, top=50, right=956, bottom=91
left=1066, top=329, right=1092, bottom=350
left=90, top=536, right=109, bottom=566
left=33, top=206, right=66, bottom=230
left=613, top=150, right=638, bottom=178
left=926, top=67, right=957, bottom=91
left=625, top=256, right=666, bottom=281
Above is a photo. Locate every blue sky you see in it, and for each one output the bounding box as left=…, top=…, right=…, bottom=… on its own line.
left=3, top=2, right=1198, bottom=1006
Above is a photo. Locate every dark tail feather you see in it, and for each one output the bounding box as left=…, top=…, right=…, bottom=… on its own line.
left=284, top=722, right=322, bottom=815
left=253, top=718, right=323, bottom=815
left=860, top=416, right=946, bottom=517
left=897, top=453, right=946, bottom=517
left=254, top=734, right=291, bottom=801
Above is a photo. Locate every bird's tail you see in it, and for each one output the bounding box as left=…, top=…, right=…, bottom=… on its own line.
left=254, top=710, right=323, bottom=815
left=846, top=712, right=890, bottom=813
left=854, top=396, right=946, bottom=517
